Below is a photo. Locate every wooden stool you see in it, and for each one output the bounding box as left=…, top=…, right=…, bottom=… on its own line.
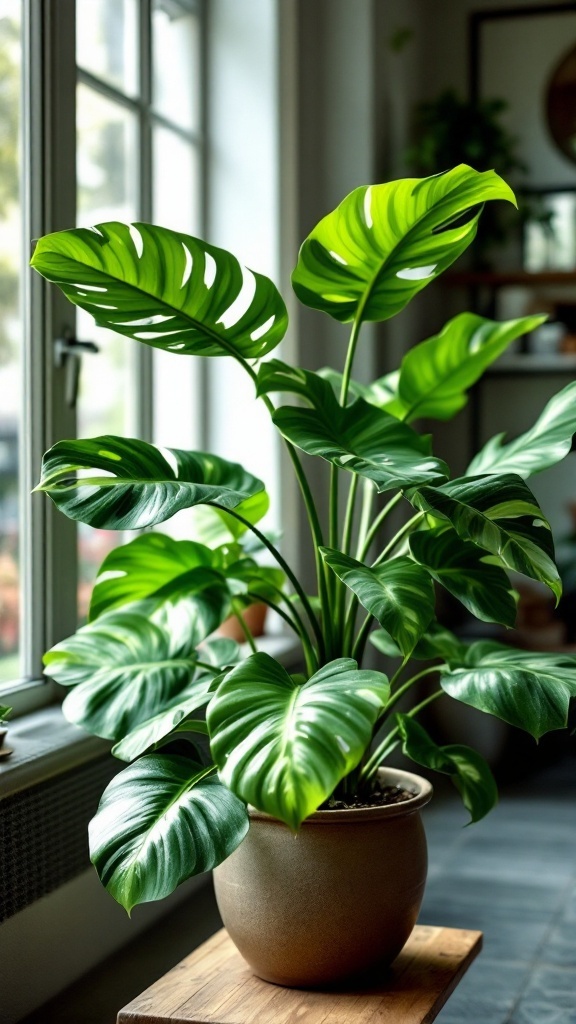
left=117, top=925, right=482, bottom=1024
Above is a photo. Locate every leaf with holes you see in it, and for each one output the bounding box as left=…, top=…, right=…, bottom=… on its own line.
left=321, top=549, right=435, bottom=656
left=440, top=641, right=576, bottom=739
left=397, top=312, right=546, bottom=422
left=468, top=380, right=576, bottom=478
left=208, top=653, right=389, bottom=829
left=35, top=435, right=264, bottom=530
left=89, top=756, right=249, bottom=912
left=409, top=527, right=518, bottom=627
left=31, top=221, right=288, bottom=359
left=408, top=474, right=561, bottom=600
left=396, top=715, right=498, bottom=822
left=266, top=371, right=447, bottom=492
left=292, top=165, right=516, bottom=323
left=44, top=612, right=212, bottom=740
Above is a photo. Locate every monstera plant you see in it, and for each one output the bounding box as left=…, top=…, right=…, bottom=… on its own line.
left=32, top=165, right=576, bottom=913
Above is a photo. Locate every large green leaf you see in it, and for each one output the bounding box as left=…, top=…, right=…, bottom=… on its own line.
left=111, top=690, right=213, bottom=763
left=36, top=435, right=264, bottom=530
left=90, top=757, right=249, bottom=912
left=208, top=653, right=389, bottom=829
left=409, top=474, right=561, bottom=600
left=468, top=380, right=576, bottom=478
left=89, top=534, right=226, bottom=621
left=409, top=527, right=518, bottom=627
left=440, top=641, right=576, bottom=739
left=44, top=612, right=212, bottom=740
left=31, top=221, right=287, bottom=359
left=291, top=166, right=515, bottom=323
left=267, top=368, right=447, bottom=492
left=397, top=313, right=546, bottom=422
left=112, top=638, right=242, bottom=763
left=396, top=714, right=498, bottom=822
left=321, top=549, right=435, bottom=657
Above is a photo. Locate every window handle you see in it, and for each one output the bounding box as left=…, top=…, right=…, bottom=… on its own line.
left=54, top=331, right=99, bottom=408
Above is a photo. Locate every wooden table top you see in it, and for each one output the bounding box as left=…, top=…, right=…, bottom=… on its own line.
left=117, top=925, right=483, bottom=1024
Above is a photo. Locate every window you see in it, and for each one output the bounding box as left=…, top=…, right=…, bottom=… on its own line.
left=0, top=0, right=205, bottom=710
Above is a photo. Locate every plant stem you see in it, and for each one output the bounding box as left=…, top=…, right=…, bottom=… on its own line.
left=212, top=504, right=325, bottom=656
left=355, top=479, right=376, bottom=559
left=342, top=474, right=360, bottom=556
left=360, top=688, right=444, bottom=782
left=339, top=315, right=363, bottom=406
left=228, top=351, right=331, bottom=659
left=231, top=598, right=258, bottom=654
left=359, top=492, right=403, bottom=562
left=371, top=511, right=425, bottom=568
left=246, top=590, right=318, bottom=675
left=326, top=313, right=364, bottom=652
left=378, top=663, right=445, bottom=723
left=351, top=611, right=374, bottom=663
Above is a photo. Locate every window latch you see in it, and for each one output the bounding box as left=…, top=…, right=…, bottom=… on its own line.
left=54, top=332, right=100, bottom=408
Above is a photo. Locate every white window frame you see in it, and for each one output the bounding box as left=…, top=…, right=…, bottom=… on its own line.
left=4, top=0, right=207, bottom=715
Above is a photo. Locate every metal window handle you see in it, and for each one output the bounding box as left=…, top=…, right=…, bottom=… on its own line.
left=54, top=332, right=100, bottom=408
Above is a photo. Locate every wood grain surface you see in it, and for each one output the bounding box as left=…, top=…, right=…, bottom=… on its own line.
left=117, top=925, right=483, bottom=1024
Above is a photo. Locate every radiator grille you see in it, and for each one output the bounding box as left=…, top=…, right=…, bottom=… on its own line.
left=0, top=756, right=118, bottom=922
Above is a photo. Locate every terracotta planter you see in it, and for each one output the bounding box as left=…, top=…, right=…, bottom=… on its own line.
left=213, top=767, right=433, bottom=988
left=216, top=603, right=268, bottom=643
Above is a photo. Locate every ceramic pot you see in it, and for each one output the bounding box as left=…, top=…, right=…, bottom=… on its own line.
left=213, top=767, right=433, bottom=988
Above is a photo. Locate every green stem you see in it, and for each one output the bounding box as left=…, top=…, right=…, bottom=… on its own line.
left=326, top=313, right=364, bottom=653
left=377, top=663, right=445, bottom=725
left=355, top=480, right=376, bottom=559
left=246, top=590, right=318, bottom=676
left=212, top=505, right=324, bottom=656
left=360, top=689, right=444, bottom=782
left=230, top=351, right=330, bottom=660
left=342, top=474, right=360, bottom=556
left=231, top=598, right=258, bottom=654
left=339, top=315, right=363, bottom=406
left=352, top=611, right=374, bottom=664
left=359, top=492, right=403, bottom=562
left=371, top=511, right=425, bottom=568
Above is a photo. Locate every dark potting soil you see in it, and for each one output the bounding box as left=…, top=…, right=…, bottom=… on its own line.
left=320, top=784, right=414, bottom=811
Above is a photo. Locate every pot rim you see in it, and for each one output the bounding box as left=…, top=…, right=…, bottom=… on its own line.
left=248, top=767, right=433, bottom=824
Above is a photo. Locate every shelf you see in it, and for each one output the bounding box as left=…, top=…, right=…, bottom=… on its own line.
left=486, top=353, right=576, bottom=375
left=446, top=270, right=576, bottom=287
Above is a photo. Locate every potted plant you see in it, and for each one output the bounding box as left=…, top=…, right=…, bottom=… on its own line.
left=32, top=165, right=576, bottom=987
left=0, top=703, right=11, bottom=759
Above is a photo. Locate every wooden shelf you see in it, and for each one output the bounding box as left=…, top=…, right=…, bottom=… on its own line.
left=117, top=926, right=483, bottom=1024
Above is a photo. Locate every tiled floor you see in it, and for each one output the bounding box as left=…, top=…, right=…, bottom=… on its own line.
left=422, top=755, right=576, bottom=1024
left=22, top=753, right=576, bottom=1024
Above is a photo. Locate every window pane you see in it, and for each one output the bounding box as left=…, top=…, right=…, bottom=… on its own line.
left=76, top=0, right=138, bottom=96
left=76, top=84, right=139, bottom=620
left=153, top=126, right=200, bottom=234
left=152, top=127, right=202, bottom=538
left=152, top=0, right=200, bottom=133
left=0, top=2, right=21, bottom=682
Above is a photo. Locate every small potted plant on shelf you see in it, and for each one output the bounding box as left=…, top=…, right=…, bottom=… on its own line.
left=32, top=165, right=576, bottom=987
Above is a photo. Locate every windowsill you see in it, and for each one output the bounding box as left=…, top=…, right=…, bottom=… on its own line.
left=0, top=632, right=303, bottom=798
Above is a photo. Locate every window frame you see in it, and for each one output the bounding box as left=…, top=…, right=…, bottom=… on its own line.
left=3, top=0, right=207, bottom=714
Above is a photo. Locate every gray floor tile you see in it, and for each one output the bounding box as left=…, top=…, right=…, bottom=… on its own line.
left=510, top=966, right=576, bottom=1024
left=435, top=958, right=530, bottom=1024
